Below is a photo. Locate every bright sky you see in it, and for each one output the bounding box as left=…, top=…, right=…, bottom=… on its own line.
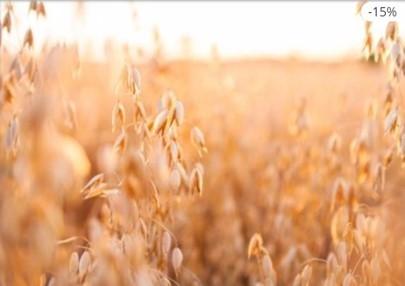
left=2, top=1, right=405, bottom=61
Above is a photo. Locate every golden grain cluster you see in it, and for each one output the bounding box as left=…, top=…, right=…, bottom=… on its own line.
left=0, top=1, right=405, bottom=285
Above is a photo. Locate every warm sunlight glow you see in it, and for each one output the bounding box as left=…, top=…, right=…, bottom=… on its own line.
left=5, top=1, right=404, bottom=61
left=2, top=1, right=405, bottom=285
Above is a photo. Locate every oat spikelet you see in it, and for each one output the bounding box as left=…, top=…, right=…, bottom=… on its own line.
left=342, top=273, right=357, bottom=286
left=293, top=274, right=302, bottom=286
left=170, top=169, right=181, bottom=191
left=134, top=101, right=147, bottom=122
left=162, top=231, right=171, bottom=259
left=132, top=66, right=142, bottom=97
left=172, top=247, right=183, bottom=277
left=372, top=163, right=385, bottom=193
left=189, top=165, right=203, bottom=196
left=383, top=148, right=394, bottom=167
left=169, top=141, right=180, bottom=164
left=356, top=1, right=367, bottom=15
left=262, top=254, right=277, bottom=285
left=23, top=28, right=34, bottom=49
left=397, top=126, right=405, bottom=162
left=113, top=130, right=128, bottom=154
left=376, top=38, right=387, bottom=63
left=386, top=22, right=399, bottom=41
left=248, top=233, right=263, bottom=259
left=29, top=0, right=37, bottom=13
left=4, top=114, right=19, bottom=157
left=79, top=251, right=91, bottom=281
left=69, top=252, right=79, bottom=275
left=2, top=12, right=11, bottom=33
left=301, top=265, right=312, bottom=285
left=115, top=63, right=141, bottom=97
left=24, top=57, right=37, bottom=83
left=36, top=1, right=46, bottom=18
left=175, top=101, right=185, bottom=126
left=112, top=100, right=126, bottom=132
left=176, top=161, right=189, bottom=185
left=81, top=173, right=104, bottom=194
left=384, top=108, right=398, bottom=134
left=152, top=110, right=168, bottom=135
left=63, top=99, right=78, bottom=130
left=363, top=33, right=373, bottom=58
left=390, top=41, right=402, bottom=65
left=191, top=126, right=207, bottom=156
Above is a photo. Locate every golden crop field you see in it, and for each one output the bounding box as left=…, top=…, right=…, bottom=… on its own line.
left=1, top=1, right=405, bottom=285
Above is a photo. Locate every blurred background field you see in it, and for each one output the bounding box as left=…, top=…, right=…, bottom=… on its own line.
left=1, top=1, right=405, bottom=286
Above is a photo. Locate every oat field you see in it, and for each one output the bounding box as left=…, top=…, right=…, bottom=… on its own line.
left=1, top=1, right=405, bottom=285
